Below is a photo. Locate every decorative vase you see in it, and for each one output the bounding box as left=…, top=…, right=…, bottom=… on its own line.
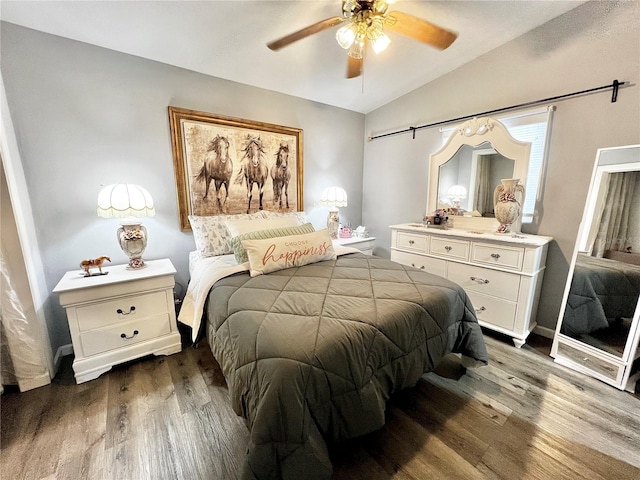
left=493, top=178, right=525, bottom=234
left=117, top=222, right=148, bottom=269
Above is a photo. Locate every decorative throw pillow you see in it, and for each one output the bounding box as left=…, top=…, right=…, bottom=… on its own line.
left=230, top=222, right=316, bottom=264
left=261, top=210, right=307, bottom=225
left=188, top=212, right=266, bottom=257
left=242, top=229, right=336, bottom=277
left=225, top=216, right=301, bottom=238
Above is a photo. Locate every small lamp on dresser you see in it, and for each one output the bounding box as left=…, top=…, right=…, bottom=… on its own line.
left=97, top=184, right=155, bottom=269
left=319, top=186, right=347, bottom=239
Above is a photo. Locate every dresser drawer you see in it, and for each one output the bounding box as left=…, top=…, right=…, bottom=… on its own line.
left=79, top=314, right=172, bottom=357
left=396, top=232, right=428, bottom=253
left=447, top=262, right=521, bottom=302
left=430, top=237, right=470, bottom=260
left=472, top=243, right=524, bottom=270
left=556, top=341, right=620, bottom=382
left=466, top=291, right=517, bottom=331
left=391, top=250, right=446, bottom=277
left=75, top=291, right=169, bottom=332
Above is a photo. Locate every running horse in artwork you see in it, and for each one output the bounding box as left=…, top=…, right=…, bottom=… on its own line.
left=234, top=134, right=269, bottom=213
left=195, top=134, right=233, bottom=212
left=271, top=143, right=291, bottom=209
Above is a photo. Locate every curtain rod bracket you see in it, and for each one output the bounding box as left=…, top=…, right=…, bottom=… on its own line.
left=611, top=79, right=620, bottom=102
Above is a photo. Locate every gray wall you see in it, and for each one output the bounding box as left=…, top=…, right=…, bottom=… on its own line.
left=1, top=22, right=365, bottom=351
left=362, top=0, right=640, bottom=331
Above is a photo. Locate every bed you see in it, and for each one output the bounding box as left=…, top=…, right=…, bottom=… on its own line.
left=561, top=253, right=640, bottom=336
left=179, top=212, right=488, bottom=480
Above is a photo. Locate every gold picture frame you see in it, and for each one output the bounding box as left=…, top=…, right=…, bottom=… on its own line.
left=168, top=106, right=304, bottom=230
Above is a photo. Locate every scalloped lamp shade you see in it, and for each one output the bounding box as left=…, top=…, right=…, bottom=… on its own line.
left=97, top=184, right=155, bottom=219
left=97, top=184, right=155, bottom=270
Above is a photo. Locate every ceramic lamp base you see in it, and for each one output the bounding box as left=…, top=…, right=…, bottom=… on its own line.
left=327, top=208, right=339, bottom=239
left=117, top=221, right=149, bottom=270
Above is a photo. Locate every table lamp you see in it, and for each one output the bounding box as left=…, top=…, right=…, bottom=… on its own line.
left=97, top=184, right=155, bottom=269
left=319, top=186, right=347, bottom=239
left=447, top=185, right=467, bottom=209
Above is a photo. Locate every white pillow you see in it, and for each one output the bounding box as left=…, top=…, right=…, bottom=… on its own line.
left=261, top=210, right=307, bottom=225
left=241, top=229, right=336, bottom=277
left=225, top=216, right=300, bottom=238
left=188, top=212, right=266, bottom=257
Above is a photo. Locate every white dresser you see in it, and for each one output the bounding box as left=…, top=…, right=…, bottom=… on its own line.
left=390, top=224, right=552, bottom=347
left=53, top=258, right=182, bottom=383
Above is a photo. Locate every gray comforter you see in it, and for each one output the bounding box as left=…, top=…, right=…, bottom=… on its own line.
left=205, top=253, right=488, bottom=479
left=562, top=254, right=640, bottom=336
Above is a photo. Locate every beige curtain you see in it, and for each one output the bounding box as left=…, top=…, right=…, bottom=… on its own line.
left=473, top=155, right=494, bottom=215
left=592, top=171, right=638, bottom=257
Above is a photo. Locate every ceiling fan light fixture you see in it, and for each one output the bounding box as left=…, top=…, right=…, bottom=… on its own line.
left=347, top=36, right=365, bottom=59
left=369, top=30, right=390, bottom=54
left=336, top=23, right=357, bottom=49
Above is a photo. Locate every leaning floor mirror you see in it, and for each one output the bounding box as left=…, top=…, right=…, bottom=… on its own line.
left=551, top=145, right=640, bottom=392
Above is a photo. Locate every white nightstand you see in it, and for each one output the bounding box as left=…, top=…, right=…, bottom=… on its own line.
left=53, top=258, right=182, bottom=383
left=332, top=236, right=376, bottom=255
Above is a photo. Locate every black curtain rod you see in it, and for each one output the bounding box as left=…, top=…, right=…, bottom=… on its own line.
left=368, top=79, right=627, bottom=141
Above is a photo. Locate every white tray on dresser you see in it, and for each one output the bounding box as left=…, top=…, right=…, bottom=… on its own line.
left=390, top=223, right=552, bottom=347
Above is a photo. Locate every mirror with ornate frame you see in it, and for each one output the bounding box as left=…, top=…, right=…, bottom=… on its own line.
left=552, top=144, right=640, bottom=392
left=427, top=116, right=531, bottom=232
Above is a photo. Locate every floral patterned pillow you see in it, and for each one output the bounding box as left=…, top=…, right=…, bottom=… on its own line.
left=261, top=210, right=307, bottom=225
left=188, top=212, right=266, bottom=257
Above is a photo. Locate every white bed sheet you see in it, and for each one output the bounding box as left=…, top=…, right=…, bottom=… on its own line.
left=179, top=246, right=359, bottom=342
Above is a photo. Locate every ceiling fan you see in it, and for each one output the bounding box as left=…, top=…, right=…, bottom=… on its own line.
left=267, top=0, right=458, bottom=79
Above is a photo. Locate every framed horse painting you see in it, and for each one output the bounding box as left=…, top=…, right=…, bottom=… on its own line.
left=168, top=107, right=304, bottom=230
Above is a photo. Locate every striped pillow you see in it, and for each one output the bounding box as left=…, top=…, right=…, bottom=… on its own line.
left=230, top=222, right=316, bottom=264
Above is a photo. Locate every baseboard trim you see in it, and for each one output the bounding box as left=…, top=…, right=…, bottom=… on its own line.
left=53, top=343, right=74, bottom=375
left=533, top=325, right=556, bottom=339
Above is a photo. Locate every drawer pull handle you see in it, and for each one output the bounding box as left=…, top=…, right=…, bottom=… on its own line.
left=116, top=306, right=136, bottom=315
left=408, top=240, right=415, bottom=245
left=410, top=263, right=426, bottom=270
left=445, top=245, right=452, bottom=251
left=120, top=330, right=139, bottom=340
left=475, top=306, right=486, bottom=314
left=491, top=253, right=501, bottom=259
left=470, top=276, right=490, bottom=284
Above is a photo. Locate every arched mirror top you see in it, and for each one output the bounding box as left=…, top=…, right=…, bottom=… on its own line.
left=427, top=116, right=532, bottom=230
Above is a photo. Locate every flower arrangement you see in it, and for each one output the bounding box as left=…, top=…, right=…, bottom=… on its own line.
left=498, top=192, right=517, bottom=202
left=122, top=230, right=144, bottom=240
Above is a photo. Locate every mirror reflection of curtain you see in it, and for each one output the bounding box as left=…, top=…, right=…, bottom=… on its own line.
left=473, top=155, right=493, bottom=215
left=592, top=171, right=639, bottom=257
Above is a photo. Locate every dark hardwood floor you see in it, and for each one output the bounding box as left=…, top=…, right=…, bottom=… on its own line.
left=2, top=331, right=639, bottom=480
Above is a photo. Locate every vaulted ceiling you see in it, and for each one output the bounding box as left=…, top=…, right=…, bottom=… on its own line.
left=1, top=1, right=587, bottom=113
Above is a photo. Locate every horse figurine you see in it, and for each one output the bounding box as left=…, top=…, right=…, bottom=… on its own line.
left=195, top=134, right=233, bottom=212
left=80, top=256, right=111, bottom=277
left=234, top=134, right=269, bottom=213
left=271, top=143, right=291, bottom=209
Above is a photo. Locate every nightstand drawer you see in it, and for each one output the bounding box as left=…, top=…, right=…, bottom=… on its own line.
left=466, top=291, right=517, bottom=331
left=79, top=314, right=171, bottom=357
left=430, top=237, right=470, bottom=260
left=396, top=232, right=428, bottom=253
left=472, top=243, right=524, bottom=270
left=75, top=291, right=169, bottom=332
left=448, top=263, right=521, bottom=301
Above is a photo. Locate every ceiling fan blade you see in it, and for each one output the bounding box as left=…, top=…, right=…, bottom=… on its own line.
left=346, top=55, right=363, bottom=79
left=267, top=16, right=345, bottom=51
left=385, top=11, right=458, bottom=50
